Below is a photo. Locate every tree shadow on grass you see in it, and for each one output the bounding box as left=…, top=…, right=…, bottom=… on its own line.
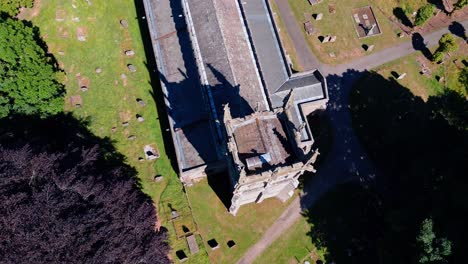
left=0, top=113, right=170, bottom=263
left=393, top=7, right=413, bottom=28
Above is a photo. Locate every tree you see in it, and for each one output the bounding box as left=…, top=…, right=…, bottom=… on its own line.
left=0, top=115, right=170, bottom=263
left=454, top=0, right=468, bottom=10
left=432, top=33, right=459, bottom=62
left=458, top=67, right=468, bottom=92
left=0, top=17, right=64, bottom=119
left=0, top=0, right=33, bottom=16
left=416, top=218, right=452, bottom=264
left=414, top=4, right=434, bottom=26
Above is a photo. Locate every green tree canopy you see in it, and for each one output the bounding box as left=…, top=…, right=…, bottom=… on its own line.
left=455, top=0, right=468, bottom=10
left=417, top=218, right=452, bottom=264
left=0, top=0, right=33, bottom=16
left=0, top=17, right=64, bottom=119
left=414, top=4, right=434, bottom=26
left=432, top=33, right=459, bottom=62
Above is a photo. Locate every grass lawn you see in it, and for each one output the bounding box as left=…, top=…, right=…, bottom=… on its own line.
left=187, top=178, right=299, bottom=264
left=26, top=1, right=208, bottom=262
left=373, top=0, right=428, bottom=19
left=286, top=0, right=407, bottom=64
left=270, top=0, right=303, bottom=72
left=373, top=39, right=468, bottom=100
left=254, top=216, right=325, bottom=264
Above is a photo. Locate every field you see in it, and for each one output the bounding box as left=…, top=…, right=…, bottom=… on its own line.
left=254, top=216, right=325, bottom=264
left=285, top=0, right=408, bottom=64
left=187, top=179, right=299, bottom=263
left=373, top=39, right=467, bottom=100
left=25, top=1, right=208, bottom=262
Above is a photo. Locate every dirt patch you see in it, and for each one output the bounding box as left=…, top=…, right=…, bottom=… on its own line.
left=76, top=27, right=88, bottom=41
left=76, top=74, right=90, bottom=91
left=55, top=9, right=66, bottom=21
left=58, top=26, right=70, bottom=39
left=69, top=95, right=82, bottom=106
left=119, top=111, right=132, bottom=122
left=17, top=0, right=42, bottom=20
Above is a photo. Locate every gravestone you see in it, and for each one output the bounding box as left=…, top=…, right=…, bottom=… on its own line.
left=138, top=157, right=144, bottom=162
left=186, top=235, right=199, bottom=255
left=207, top=239, right=219, bottom=250
left=175, top=250, right=188, bottom=262
left=171, top=210, right=179, bottom=219
left=128, top=135, right=136, bottom=140
left=58, top=51, right=65, bottom=55
left=125, top=50, right=135, bottom=56
left=328, top=52, right=336, bottom=58
left=137, top=98, right=146, bottom=106
left=315, top=13, right=323, bottom=20
left=144, top=145, right=159, bottom=160
left=397, top=73, right=407, bottom=80
left=120, top=73, right=127, bottom=80
left=366, top=44, right=375, bottom=52
left=120, top=19, right=129, bottom=28
left=122, top=122, right=129, bottom=127
left=154, top=175, right=164, bottom=182
left=95, top=67, right=102, bottom=74
left=227, top=240, right=236, bottom=248
left=137, top=115, right=144, bottom=122
left=72, top=17, right=80, bottom=22
left=127, top=64, right=136, bottom=72
left=321, top=35, right=330, bottom=43
left=111, top=127, right=117, bottom=132
left=329, top=35, right=337, bottom=42
left=80, top=86, right=88, bottom=92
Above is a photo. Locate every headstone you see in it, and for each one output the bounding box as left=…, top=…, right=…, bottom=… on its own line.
left=176, top=250, right=188, bottom=262
left=72, top=17, right=80, bottom=22
left=144, top=145, right=159, bottom=160
left=366, top=44, right=375, bottom=52
left=227, top=240, right=236, bottom=248
left=187, top=235, right=200, bottom=255
left=138, top=157, right=144, bottom=162
left=77, top=27, right=87, bottom=41
left=207, top=239, right=219, bottom=250
left=80, top=86, right=88, bottom=92
left=171, top=210, right=179, bottom=219
left=328, top=4, right=336, bottom=14
left=95, top=67, right=102, bottom=74
left=321, top=35, right=330, bottom=43
left=438, top=76, right=445, bottom=83
left=58, top=51, right=65, bottom=55
left=120, top=73, right=127, bottom=80
left=125, top=50, right=135, bottom=56
left=111, top=127, right=117, bottom=132
left=397, top=73, right=407, bottom=80
left=122, top=122, right=129, bottom=127
left=329, top=35, right=337, bottom=42
left=120, top=19, right=129, bottom=28
left=315, top=13, right=323, bottom=20
left=127, top=64, right=136, bottom=72
left=154, top=175, right=164, bottom=182
left=137, top=98, right=146, bottom=106
left=75, top=104, right=81, bottom=108
left=137, top=115, right=145, bottom=122
left=128, top=135, right=136, bottom=140
left=328, top=52, right=336, bottom=58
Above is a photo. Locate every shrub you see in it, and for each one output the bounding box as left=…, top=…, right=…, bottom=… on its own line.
left=414, top=4, right=434, bottom=26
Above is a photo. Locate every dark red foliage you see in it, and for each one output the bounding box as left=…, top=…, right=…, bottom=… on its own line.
left=0, top=116, right=169, bottom=264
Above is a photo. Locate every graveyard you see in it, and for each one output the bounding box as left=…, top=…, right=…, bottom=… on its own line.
left=19, top=0, right=304, bottom=263
left=373, top=39, right=467, bottom=100
left=285, top=0, right=410, bottom=64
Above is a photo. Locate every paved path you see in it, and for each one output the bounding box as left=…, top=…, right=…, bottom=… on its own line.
left=237, top=12, right=468, bottom=264
left=326, top=20, right=468, bottom=74
left=275, top=0, right=321, bottom=71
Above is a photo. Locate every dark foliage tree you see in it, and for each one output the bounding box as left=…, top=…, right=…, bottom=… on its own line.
left=0, top=17, right=64, bottom=119
left=346, top=71, right=468, bottom=263
left=0, top=115, right=170, bottom=264
left=0, top=0, right=33, bottom=16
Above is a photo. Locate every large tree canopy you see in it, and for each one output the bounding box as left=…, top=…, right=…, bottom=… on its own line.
left=0, top=0, right=33, bottom=16
left=0, top=17, right=64, bottom=119
left=0, top=116, right=170, bottom=263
